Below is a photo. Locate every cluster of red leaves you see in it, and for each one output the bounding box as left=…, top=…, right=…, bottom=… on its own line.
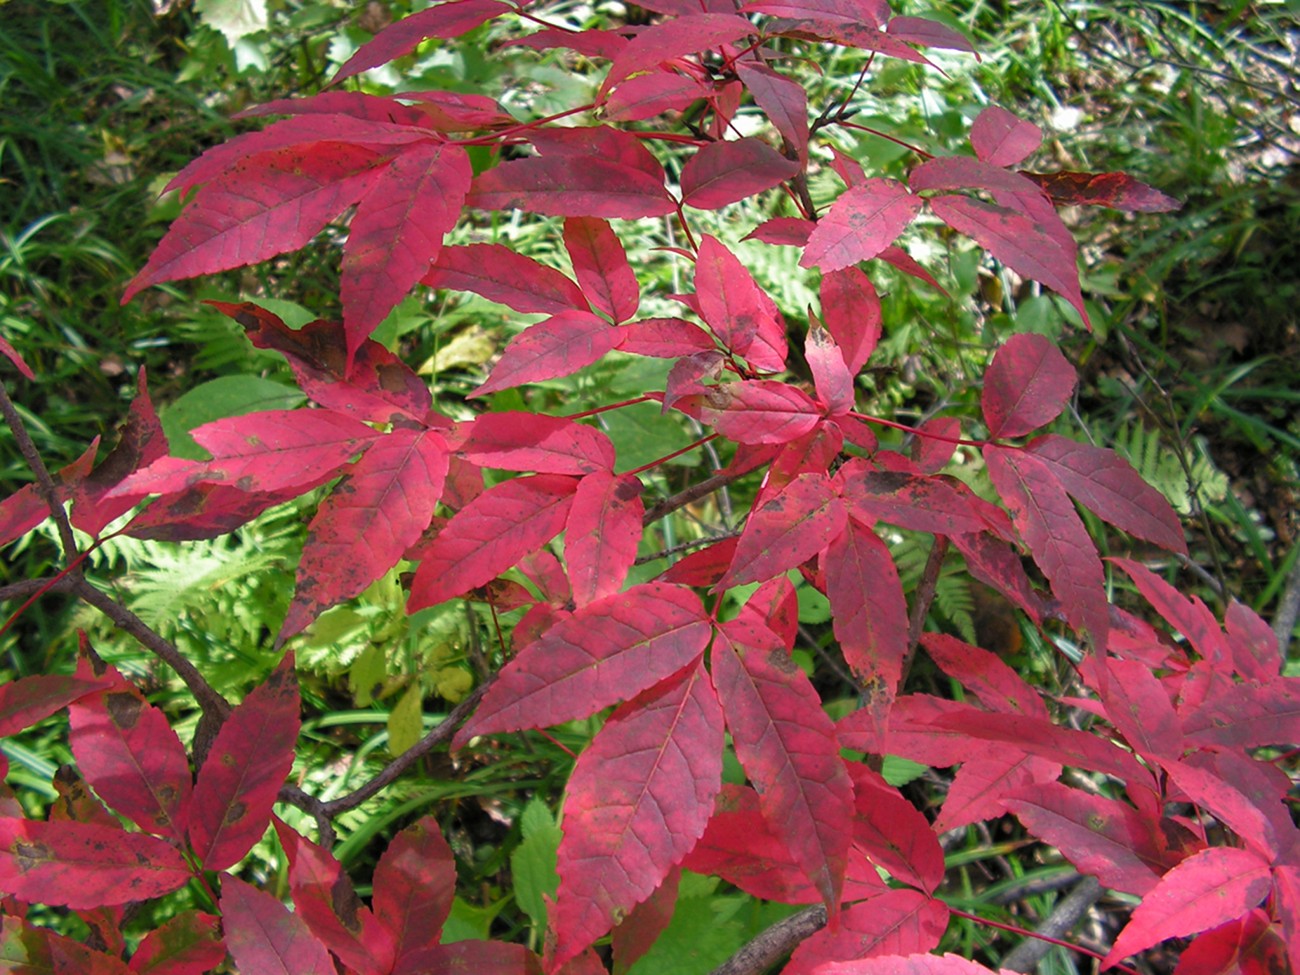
left=0, top=2, right=1292, bottom=974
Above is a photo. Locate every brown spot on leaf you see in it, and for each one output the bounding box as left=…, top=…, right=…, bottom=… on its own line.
left=223, top=801, right=247, bottom=826
left=331, top=876, right=363, bottom=932
left=104, top=691, right=143, bottom=730
left=13, top=841, right=50, bottom=872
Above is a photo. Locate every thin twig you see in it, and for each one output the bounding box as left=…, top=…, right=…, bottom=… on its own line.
left=0, top=381, right=80, bottom=561
left=71, top=579, right=230, bottom=720
left=1273, top=548, right=1300, bottom=660
left=642, top=464, right=761, bottom=526
left=320, top=682, right=489, bottom=817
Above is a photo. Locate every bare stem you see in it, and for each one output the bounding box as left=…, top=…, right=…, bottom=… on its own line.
left=71, top=580, right=230, bottom=720
left=708, top=905, right=826, bottom=975
left=0, top=381, right=80, bottom=561
left=320, top=683, right=490, bottom=817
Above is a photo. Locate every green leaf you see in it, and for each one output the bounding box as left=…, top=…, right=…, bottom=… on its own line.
left=512, top=799, right=562, bottom=928
left=387, top=683, right=424, bottom=756
left=161, top=376, right=304, bottom=460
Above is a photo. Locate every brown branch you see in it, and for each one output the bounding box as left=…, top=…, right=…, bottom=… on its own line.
left=320, top=682, right=490, bottom=817
left=1000, top=876, right=1104, bottom=973
left=71, top=579, right=230, bottom=720
left=708, top=905, right=826, bottom=975
left=642, top=461, right=764, bottom=527
left=0, top=381, right=80, bottom=561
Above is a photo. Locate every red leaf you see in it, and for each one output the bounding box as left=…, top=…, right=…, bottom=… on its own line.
left=457, top=413, right=614, bottom=475
left=922, top=706, right=1152, bottom=785
left=275, top=820, right=393, bottom=975
left=453, top=583, right=712, bottom=744
left=699, top=380, right=822, bottom=444
left=817, top=952, right=1001, bottom=975
left=392, top=940, right=542, bottom=975
left=611, top=868, right=680, bottom=974
left=221, top=875, right=336, bottom=975
left=605, top=72, right=708, bottom=122
left=72, top=370, right=169, bottom=537
left=948, top=531, right=1047, bottom=624
left=1021, top=169, right=1181, bottom=213
left=1003, top=782, right=1175, bottom=896
left=468, top=156, right=674, bottom=218
left=912, top=417, right=961, bottom=473
left=1111, top=558, right=1229, bottom=666
left=1164, top=759, right=1282, bottom=860
left=819, top=268, right=882, bottom=374
left=981, top=335, right=1076, bottom=439
left=1102, top=657, right=1183, bottom=763
left=162, top=116, right=426, bottom=196
left=681, top=138, right=800, bottom=210
left=423, top=243, right=589, bottom=315
left=563, top=217, right=640, bottom=323
left=0, top=674, right=109, bottom=738
left=745, top=217, right=815, bottom=246
left=770, top=18, right=934, bottom=67
left=531, top=126, right=665, bottom=181
left=1224, top=600, right=1281, bottom=681
left=735, top=62, right=809, bottom=161
left=471, top=311, right=621, bottom=397
left=970, top=106, right=1042, bottom=167
left=408, top=474, right=578, bottom=610
left=825, top=518, right=908, bottom=709
left=682, top=784, right=884, bottom=904
left=984, top=445, right=1109, bottom=647
left=281, top=428, right=448, bottom=641
left=341, top=142, right=470, bottom=357
left=599, top=14, right=756, bottom=95
left=1174, top=910, right=1290, bottom=975
left=1103, top=847, right=1271, bottom=967
left=124, top=480, right=329, bottom=541
left=736, top=576, right=800, bottom=649
left=929, top=194, right=1090, bottom=328
left=0, top=333, right=33, bottom=380
left=112, top=409, right=379, bottom=499
left=934, top=753, right=1061, bottom=832
left=841, top=469, right=987, bottom=536
left=124, top=144, right=385, bottom=302
left=68, top=675, right=193, bottom=842
left=800, top=179, right=922, bottom=272
left=565, top=471, right=644, bottom=607
left=553, top=662, right=723, bottom=967
left=920, top=632, right=1047, bottom=719
left=886, top=15, right=978, bottom=55
left=616, top=317, right=716, bottom=357
left=235, top=90, right=433, bottom=125
left=188, top=655, right=301, bottom=871
left=713, top=620, right=854, bottom=913
left=0, top=819, right=191, bottom=908
left=806, top=324, right=854, bottom=415
left=0, top=917, right=133, bottom=975
left=783, top=888, right=948, bottom=975
left=332, top=0, right=510, bottom=83
left=694, top=235, right=780, bottom=360
left=1025, top=435, right=1186, bottom=554
left=127, top=911, right=225, bottom=975
left=373, top=816, right=456, bottom=971
left=658, top=535, right=738, bottom=587
left=720, top=473, right=845, bottom=588
left=849, top=766, right=945, bottom=894
left=1182, top=677, right=1300, bottom=751
left=222, top=303, right=431, bottom=423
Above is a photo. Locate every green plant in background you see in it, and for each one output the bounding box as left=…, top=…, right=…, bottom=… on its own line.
left=0, top=1, right=1297, bottom=972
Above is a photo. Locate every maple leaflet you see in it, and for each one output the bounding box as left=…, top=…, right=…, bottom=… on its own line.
left=0, top=2, right=1295, bottom=975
